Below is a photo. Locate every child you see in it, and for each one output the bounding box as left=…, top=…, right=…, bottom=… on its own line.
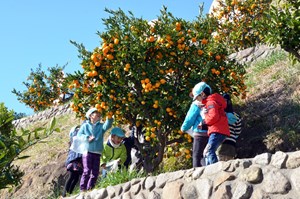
left=181, top=87, right=211, bottom=168
left=193, top=82, right=230, bottom=165
left=216, top=94, right=242, bottom=161
left=62, top=125, right=83, bottom=197
left=100, top=127, right=127, bottom=177
left=76, top=108, right=113, bottom=192
left=123, top=125, right=136, bottom=169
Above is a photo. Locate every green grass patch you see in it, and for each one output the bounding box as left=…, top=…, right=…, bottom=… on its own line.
left=251, top=50, right=287, bottom=73
left=96, top=169, right=146, bottom=189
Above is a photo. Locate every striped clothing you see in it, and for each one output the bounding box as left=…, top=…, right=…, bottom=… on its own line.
left=223, top=112, right=242, bottom=145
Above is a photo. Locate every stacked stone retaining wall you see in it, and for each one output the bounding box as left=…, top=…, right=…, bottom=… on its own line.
left=67, top=151, right=300, bottom=199
left=12, top=104, right=73, bottom=129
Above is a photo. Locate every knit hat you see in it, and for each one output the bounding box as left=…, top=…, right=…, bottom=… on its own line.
left=110, top=127, right=125, bottom=138
left=85, top=108, right=98, bottom=119
left=192, top=82, right=212, bottom=100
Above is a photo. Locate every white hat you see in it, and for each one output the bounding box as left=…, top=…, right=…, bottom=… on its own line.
left=85, top=108, right=98, bottom=119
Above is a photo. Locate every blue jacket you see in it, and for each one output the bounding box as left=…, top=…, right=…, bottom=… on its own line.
left=77, top=118, right=113, bottom=154
left=181, top=101, right=208, bottom=136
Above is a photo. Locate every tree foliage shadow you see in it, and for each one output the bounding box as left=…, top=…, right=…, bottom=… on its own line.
left=235, top=85, right=300, bottom=158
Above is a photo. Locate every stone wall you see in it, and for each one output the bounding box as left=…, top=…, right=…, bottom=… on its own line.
left=67, top=151, right=300, bottom=199
left=12, top=104, right=73, bottom=129
left=229, top=45, right=282, bottom=65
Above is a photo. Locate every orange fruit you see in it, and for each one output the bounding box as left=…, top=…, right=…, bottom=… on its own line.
left=102, top=46, right=110, bottom=54
left=95, top=61, right=101, bottom=67
left=150, top=133, right=156, bottom=138
left=160, top=79, right=166, bottom=84
left=148, top=36, right=155, bottom=42
left=215, top=55, right=221, bottom=61
left=145, top=136, right=151, bottom=142
left=201, top=38, right=208, bottom=45
left=114, top=38, right=119, bottom=45
left=198, top=49, right=204, bottom=55
left=106, top=54, right=114, bottom=60
left=184, top=149, right=190, bottom=154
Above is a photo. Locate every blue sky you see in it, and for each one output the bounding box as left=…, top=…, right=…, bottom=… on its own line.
left=0, top=0, right=212, bottom=115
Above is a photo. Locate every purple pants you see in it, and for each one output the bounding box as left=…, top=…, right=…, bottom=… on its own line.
left=80, top=152, right=101, bottom=191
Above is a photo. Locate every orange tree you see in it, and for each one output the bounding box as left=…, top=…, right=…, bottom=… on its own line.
left=12, top=64, right=71, bottom=112
left=257, top=0, right=300, bottom=62
left=210, top=0, right=272, bottom=53
left=211, top=0, right=300, bottom=62
left=70, top=7, right=246, bottom=172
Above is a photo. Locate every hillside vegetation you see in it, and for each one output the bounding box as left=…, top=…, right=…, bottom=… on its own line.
left=1, top=49, right=300, bottom=199
left=236, top=50, right=300, bottom=158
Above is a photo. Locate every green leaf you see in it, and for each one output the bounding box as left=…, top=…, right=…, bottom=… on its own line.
left=49, top=117, right=56, bottom=131
left=27, top=134, right=31, bottom=142
left=53, top=127, right=61, bottom=132
left=34, top=131, right=39, bottom=139
left=21, top=128, right=31, bottom=136
left=34, top=127, right=44, bottom=132
left=0, top=140, right=6, bottom=148
left=16, top=155, right=30, bottom=160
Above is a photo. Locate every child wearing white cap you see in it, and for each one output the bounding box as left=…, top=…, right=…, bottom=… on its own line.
left=181, top=82, right=211, bottom=168
left=76, top=107, right=113, bottom=192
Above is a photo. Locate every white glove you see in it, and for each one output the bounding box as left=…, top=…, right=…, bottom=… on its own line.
left=200, top=108, right=207, bottom=119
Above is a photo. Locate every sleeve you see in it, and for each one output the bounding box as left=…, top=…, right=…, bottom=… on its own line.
left=231, top=113, right=242, bottom=139
left=180, top=103, right=199, bottom=132
left=76, top=124, right=89, bottom=140
left=226, top=112, right=238, bottom=125
left=203, top=101, right=220, bottom=126
left=69, top=126, right=76, bottom=138
left=102, top=118, right=114, bottom=132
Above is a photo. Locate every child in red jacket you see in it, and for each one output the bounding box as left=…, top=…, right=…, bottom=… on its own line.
left=193, top=82, right=230, bottom=165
